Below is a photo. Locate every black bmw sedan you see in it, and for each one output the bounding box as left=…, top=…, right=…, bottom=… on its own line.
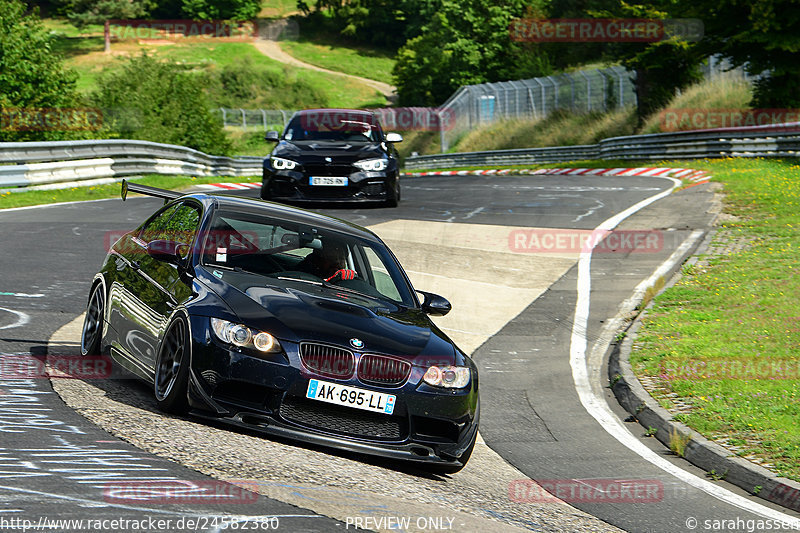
left=81, top=182, right=479, bottom=473
left=261, top=109, right=403, bottom=207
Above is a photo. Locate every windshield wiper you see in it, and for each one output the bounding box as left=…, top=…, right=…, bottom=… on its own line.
left=320, top=281, right=384, bottom=302
left=276, top=276, right=321, bottom=285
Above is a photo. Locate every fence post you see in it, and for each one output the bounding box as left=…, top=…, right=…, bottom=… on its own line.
left=240, top=109, right=247, bottom=130
left=569, top=74, right=575, bottom=111
left=534, top=77, right=546, bottom=116
left=261, top=109, right=267, bottom=131
left=220, top=108, right=227, bottom=126
left=547, top=76, right=559, bottom=110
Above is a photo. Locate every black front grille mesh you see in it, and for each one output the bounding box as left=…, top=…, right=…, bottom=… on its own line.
left=300, top=343, right=355, bottom=379
left=280, top=396, right=405, bottom=440
left=358, top=354, right=411, bottom=386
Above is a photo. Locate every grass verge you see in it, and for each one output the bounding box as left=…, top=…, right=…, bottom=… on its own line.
left=278, top=37, right=395, bottom=85
left=627, top=157, right=800, bottom=480
left=0, top=175, right=258, bottom=210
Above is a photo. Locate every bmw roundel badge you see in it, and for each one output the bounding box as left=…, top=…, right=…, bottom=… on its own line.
left=350, top=338, right=364, bottom=350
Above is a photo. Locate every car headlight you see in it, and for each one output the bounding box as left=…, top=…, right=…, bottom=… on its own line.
left=210, top=318, right=281, bottom=353
left=422, top=365, right=470, bottom=388
left=271, top=157, right=298, bottom=170
left=354, top=158, right=388, bottom=172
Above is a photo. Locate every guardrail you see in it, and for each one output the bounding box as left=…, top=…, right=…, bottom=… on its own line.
left=405, top=123, right=800, bottom=170
left=0, top=139, right=264, bottom=188
left=3, top=124, right=800, bottom=188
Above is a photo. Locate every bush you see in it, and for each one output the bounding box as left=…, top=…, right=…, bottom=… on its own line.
left=0, top=0, right=86, bottom=141
left=91, top=54, right=232, bottom=155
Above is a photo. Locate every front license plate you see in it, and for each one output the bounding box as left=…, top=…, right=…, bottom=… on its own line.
left=310, top=176, right=348, bottom=186
left=306, top=379, right=396, bottom=415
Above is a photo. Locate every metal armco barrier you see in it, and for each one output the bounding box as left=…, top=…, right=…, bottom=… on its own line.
left=3, top=124, right=799, bottom=188
left=0, top=139, right=264, bottom=188
left=405, top=123, right=800, bottom=170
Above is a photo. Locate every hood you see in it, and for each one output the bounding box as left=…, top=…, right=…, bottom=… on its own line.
left=197, top=267, right=455, bottom=365
left=271, top=140, right=386, bottom=165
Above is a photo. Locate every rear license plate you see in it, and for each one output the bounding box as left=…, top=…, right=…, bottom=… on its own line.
left=310, top=176, right=348, bottom=186
left=306, top=379, right=396, bottom=415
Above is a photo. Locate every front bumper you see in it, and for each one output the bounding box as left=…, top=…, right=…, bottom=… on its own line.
left=262, top=168, right=396, bottom=203
left=187, top=318, right=479, bottom=465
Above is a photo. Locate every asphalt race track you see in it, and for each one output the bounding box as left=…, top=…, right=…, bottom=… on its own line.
left=1, top=174, right=799, bottom=532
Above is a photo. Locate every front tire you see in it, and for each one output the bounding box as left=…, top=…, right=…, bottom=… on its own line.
left=154, top=317, right=191, bottom=414
left=80, top=283, right=104, bottom=356
left=385, top=179, right=400, bottom=207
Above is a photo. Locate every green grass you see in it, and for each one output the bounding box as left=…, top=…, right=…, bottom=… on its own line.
left=43, top=18, right=387, bottom=109
left=279, top=38, right=395, bottom=85
left=628, top=157, right=800, bottom=480
left=155, top=42, right=387, bottom=108
left=0, top=175, right=258, bottom=210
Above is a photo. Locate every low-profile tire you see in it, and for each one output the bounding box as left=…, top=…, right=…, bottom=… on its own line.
left=154, top=317, right=191, bottom=414
left=80, top=283, right=104, bottom=356
left=260, top=181, right=272, bottom=201
left=425, top=432, right=476, bottom=475
left=385, top=180, right=400, bottom=207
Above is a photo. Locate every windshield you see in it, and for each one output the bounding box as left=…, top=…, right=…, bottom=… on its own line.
left=200, top=209, right=414, bottom=306
left=283, top=112, right=383, bottom=142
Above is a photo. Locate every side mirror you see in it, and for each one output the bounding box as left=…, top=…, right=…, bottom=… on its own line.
left=418, top=290, right=451, bottom=316
left=147, top=240, right=189, bottom=265
left=265, top=131, right=280, bottom=142
left=385, top=132, right=403, bottom=143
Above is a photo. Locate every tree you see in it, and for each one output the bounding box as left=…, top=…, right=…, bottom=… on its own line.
left=91, top=54, right=231, bottom=154
left=67, top=0, right=151, bottom=52
left=392, top=0, right=551, bottom=106
left=686, top=0, right=800, bottom=107
left=180, top=0, right=261, bottom=21
left=0, top=0, right=85, bottom=141
left=593, top=2, right=704, bottom=125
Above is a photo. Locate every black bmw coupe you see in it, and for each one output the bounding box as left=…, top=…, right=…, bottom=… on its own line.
left=261, top=109, right=403, bottom=206
left=81, top=181, right=479, bottom=472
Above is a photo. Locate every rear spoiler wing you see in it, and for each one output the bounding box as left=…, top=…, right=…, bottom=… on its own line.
left=121, top=179, right=183, bottom=202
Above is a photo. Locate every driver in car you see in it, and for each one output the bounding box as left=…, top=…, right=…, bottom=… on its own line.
left=299, top=240, right=357, bottom=282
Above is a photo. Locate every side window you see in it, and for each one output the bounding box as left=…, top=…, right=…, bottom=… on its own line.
left=362, top=246, right=401, bottom=302
left=140, top=202, right=201, bottom=244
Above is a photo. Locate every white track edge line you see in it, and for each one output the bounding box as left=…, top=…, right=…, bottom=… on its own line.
left=569, top=178, right=800, bottom=524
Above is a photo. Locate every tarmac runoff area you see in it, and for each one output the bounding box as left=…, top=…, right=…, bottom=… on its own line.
left=47, top=219, right=616, bottom=532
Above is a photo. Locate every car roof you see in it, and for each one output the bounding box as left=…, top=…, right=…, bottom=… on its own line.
left=182, top=193, right=382, bottom=243
left=292, top=108, right=376, bottom=117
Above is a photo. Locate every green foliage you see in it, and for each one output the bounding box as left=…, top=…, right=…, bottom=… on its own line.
left=180, top=0, right=261, bottom=20
left=689, top=0, right=800, bottom=107
left=0, top=0, right=85, bottom=141
left=90, top=54, right=231, bottom=154
left=66, top=0, right=150, bottom=29
left=201, top=56, right=328, bottom=109
left=392, top=0, right=551, bottom=106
